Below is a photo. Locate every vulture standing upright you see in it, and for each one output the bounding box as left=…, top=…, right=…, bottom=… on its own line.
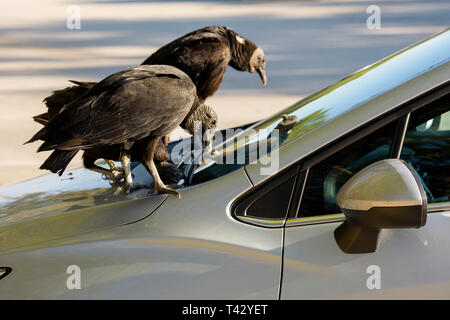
left=27, top=65, right=215, bottom=197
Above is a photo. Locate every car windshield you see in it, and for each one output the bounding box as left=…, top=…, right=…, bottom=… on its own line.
left=189, top=101, right=328, bottom=185
left=188, top=30, right=449, bottom=185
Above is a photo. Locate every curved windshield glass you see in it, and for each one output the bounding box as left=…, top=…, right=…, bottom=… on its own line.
left=190, top=105, right=328, bottom=184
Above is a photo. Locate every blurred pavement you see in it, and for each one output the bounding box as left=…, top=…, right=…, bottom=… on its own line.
left=0, top=0, right=449, bottom=186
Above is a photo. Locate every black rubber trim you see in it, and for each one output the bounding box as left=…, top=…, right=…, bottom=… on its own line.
left=232, top=162, right=300, bottom=222
left=0, top=267, right=12, bottom=281
left=288, top=168, right=309, bottom=219
left=389, top=113, right=410, bottom=159
left=402, top=159, right=428, bottom=227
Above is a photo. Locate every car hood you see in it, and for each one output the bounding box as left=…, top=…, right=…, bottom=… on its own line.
left=0, top=165, right=166, bottom=252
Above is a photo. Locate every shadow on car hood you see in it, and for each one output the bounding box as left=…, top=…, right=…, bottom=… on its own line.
left=0, top=167, right=167, bottom=252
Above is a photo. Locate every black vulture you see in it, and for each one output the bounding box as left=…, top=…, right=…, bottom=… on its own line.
left=26, top=65, right=216, bottom=197
left=32, top=26, right=262, bottom=183
left=34, top=81, right=184, bottom=186
left=141, top=25, right=267, bottom=102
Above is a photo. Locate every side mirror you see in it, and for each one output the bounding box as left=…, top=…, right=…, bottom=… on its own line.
left=335, top=159, right=427, bottom=254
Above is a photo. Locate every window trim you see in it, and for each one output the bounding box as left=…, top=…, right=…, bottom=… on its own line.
left=428, top=202, right=450, bottom=213
left=289, top=82, right=450, bottom=222
left=231, top=162, right=300, bottom=228
left=285, top=204, right=450, bottom=228
left=389, top=113, right=411, bottom=159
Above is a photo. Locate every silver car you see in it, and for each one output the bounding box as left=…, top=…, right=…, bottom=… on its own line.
left=0, top=29, right=449, bottom=299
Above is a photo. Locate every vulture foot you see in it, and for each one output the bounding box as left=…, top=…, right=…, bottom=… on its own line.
left=86, top=162, right=124, bottom=185
left=166, top=183, right=184, bottom=190
left=112, top=181, right=146, bottom=195
left=149, top=184, right=181, bottom=198
left=106, top=160, right=124, bottom=180
left=144, top=138, right=181, bottom=198
left=107, top=169, right=125, bottom=186
left=119, top=151, right=134, bottom=193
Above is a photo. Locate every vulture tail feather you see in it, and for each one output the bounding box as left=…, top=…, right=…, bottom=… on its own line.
left=37, top=140, right=58, bottom=152
left=40, top=149, right=79, bottom=176
left=24, top=127, right=48, bottom=145
left=33, top=113, right=49, bottom=125
left=68, top=80, right=96, bottom=89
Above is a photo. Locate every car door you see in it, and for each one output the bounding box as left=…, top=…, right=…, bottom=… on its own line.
left=281, top=90, right=450, bottom=299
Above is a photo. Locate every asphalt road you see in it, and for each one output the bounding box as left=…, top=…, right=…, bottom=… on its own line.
left=0, top=0, right=449, bottom=186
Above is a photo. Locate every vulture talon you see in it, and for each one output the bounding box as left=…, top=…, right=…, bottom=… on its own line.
left=112, top=185, right=126, bottom=196
left=114, top=182, right=142, bottom=195
left=121, top=180, right=136, bottom=194
left=113, top=183, right=144, bottom=196
left=109, top=178, right=123, bottom=188
left=149, top=185, right=181, bottom=198
left=166, top=183, right=184, bottom=190
left=112, top=170, right=124, bottom=181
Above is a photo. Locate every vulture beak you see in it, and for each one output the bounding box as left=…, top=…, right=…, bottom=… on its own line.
left=257, top=67, right=267, bottom=86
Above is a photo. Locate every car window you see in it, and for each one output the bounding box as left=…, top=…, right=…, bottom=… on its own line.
left=400, top=94, right=449, bottom=203
left=296, top=120, right=398, bottom=217
left=232, top=164, right=299, bottom=220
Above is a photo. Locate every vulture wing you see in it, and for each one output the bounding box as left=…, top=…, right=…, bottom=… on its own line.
left=37, top=81, right=96, bottom=125
left=32, top=65, right=196, bottom=151
left=142, top=27, right=229, bottom=65
left=142, top=28, right=231, bottom=101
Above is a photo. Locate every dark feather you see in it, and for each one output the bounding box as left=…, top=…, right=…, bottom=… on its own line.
left=39, top=149, right=79, bottom=175
left=42, top=84, right=91, bottom=122
left=82, top=137, right=169, bottom=166
left=31, top=65, right=198, bottom=174
left=33, top=113, right=49, bottom=125
left=142, top=26, right=257, bottom=102
left=68, top=80, right=96, bottom=88
left=156, top=161, right=184, bottom=185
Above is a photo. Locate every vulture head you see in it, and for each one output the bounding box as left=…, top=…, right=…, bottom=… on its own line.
left=228, top=30, right=267, bottom=86
left=249, top=47, right=267, bottom=86
left=184, top=104, right=217, bottom=154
